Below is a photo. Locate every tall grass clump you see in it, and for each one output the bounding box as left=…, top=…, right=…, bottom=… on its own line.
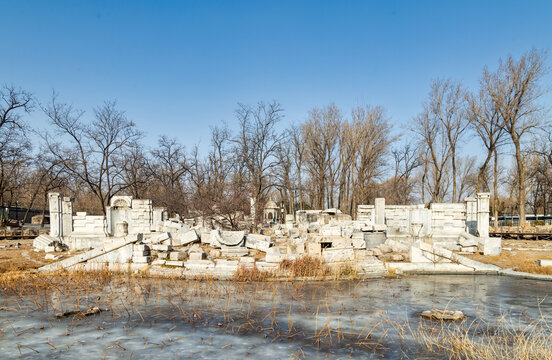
left=279, top=256, right=330, bottom=278
left=232, top=265, right=274, bottom=281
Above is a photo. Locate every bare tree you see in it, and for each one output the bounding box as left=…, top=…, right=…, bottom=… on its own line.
left=485, top=49, right=548, bottom=225
left=234, top=101, right=284, bottom=224
left=148, top=136, right=189, bottom=215
left=0, top=85, right=33, bottom=223
left=44, top=95, right=142, bottom=214
left=389, top=142, right=422, bottom=204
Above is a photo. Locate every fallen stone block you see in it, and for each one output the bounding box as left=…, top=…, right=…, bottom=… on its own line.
left=133, top=250, right=150, bottom=257
left=185, top=260, right=215, bottom=270
left=460, top=246, right=478, bottom=254
left=152, top=259, right=166, bottom=266
left=165, top=260, right=184, bottom=267
left=133, top=256, right=151, bottom=264
left=158, top=252, right=169, bottom=259
left=134, top=244, right=149, bottom=251
left=152, top=244, right=172, bottom=251
left=189, top=252, right=206, bottom=260
left=221, top=246, right=248, bottom=258
left=245, top=234, right=272, bottom=252
left=219, top=231, right=245, bottom=246
left=378, top=244, right=393, bottom=254
left=175, top=229, right=199, bottom=246
left=409, top=246, right=433, bottom=263
left=306, top=242, right=321, bottom=256
left=239, top=257, right=255, bottom=263
left=483, top=237, right=501, bottom=256
left=420, top=310, right=466, bottom=321
left=379, top=254, right=404, bottom=262
left=322, top=247, right=354, bottom=262
left=536, top=259, right=552, bottom=267
left=286, top=243, right=305, bottom=255
left=265, top=246, right=285, bottom=263
left=170, top=252, right=186, bottom=261
left=149, top=232, right=172, bottom=245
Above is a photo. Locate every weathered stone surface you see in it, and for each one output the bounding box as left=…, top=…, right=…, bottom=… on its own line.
left=352, top=235, right=367, bottom=249
left=221, top=246, right=248, bottom=258
left=483, top=237, right=501, bottom=256
left=245, top=234, right=272, bottom=252
left=420, top=310, right=466, bottom=321
left=322, top=247, right=354, bottom=262
left=169, top=251, right=186, bottom=261
left=239, top=257, right=255, bottom=263
left=307, top=223, right=321, bottom=233
left=185, top=260, right=215, bottom=270
left=306, top=242, right=321, bottom=256
left=219, top=231, right=245, bottom=246
left=134, top=244, right=149, bottom=251
left=460, top=246, right=478, bottom=254
left=189, top=252, right=206, bottom=260
left=133, top=256, right=151, bottom=264
left=152, top=259, right=166, bottom=266
left=133, top=250, right=150, bottom=256
left=379, top=254, right=404, bottom=262
left=152, top=244, right=172, bottom=251
left=175, top=229, right=199, bottom=246
left=287, top=242, right=305, bottom=255
left=209, top=249, right=221, bottom=258
left=148, top=232, right=171, bottom=245
left=158, top=252, right=169, bottom=259
left=265, top=246, right=284, bottom=263
left=378, top=244, right=392, bottom=254
left=165, top=260, right=184, bottom=267
left=536, top=259, right=552, bottom=267
left=409, top=246, right=432, bottom=263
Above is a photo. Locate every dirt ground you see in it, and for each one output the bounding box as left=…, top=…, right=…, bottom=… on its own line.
left=466, top=240, right=552, bottom=275
left=0, top=239, right=57, bottom=273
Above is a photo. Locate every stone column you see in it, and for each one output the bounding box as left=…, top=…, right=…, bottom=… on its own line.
left=374, top=198, right=386, bottom=225
left=49, top=193, right=62, bottom=237
left=476, top=193, right=490, bottom=238
left=61, top=197, right=74, bottom=237
left=465, top=197, right=477, bottom=236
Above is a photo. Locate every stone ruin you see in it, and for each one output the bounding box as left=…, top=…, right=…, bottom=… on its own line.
left=33, top=192, right=501, bottom=277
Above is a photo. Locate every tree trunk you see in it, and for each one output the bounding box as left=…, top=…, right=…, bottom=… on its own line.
left=514, top=141, right=526, bottom=226
left=493, top=148, right=499, bottom=231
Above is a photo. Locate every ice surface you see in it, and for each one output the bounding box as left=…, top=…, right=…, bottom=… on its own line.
left=1, top=275, right=551, bottom=359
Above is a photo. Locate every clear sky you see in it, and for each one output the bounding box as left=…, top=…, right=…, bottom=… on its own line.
left=1, top=0, right=551, bottom=152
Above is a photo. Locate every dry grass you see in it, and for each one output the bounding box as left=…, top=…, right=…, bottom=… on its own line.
left=468, top=249, right=552, bottom=275
left=232, top=265, right=274, bottom=281
left=279, top=255, right=330, bottom=278
left=415, top=318, right=552, bottom=359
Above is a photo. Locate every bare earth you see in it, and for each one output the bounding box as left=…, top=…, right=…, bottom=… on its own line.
left=466, top=240, right=552, bottom=275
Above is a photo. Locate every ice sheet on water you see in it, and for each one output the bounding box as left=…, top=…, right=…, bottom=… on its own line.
left=1, top=275, right=551, bottom=359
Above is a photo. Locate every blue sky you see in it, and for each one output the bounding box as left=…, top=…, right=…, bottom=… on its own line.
left=1, top=0, right=551, bottom=152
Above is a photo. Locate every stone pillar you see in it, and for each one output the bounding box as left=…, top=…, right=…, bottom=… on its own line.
left=465, top=197, right=477, bottom=236
left=61, top=197, right=74, bottom=237
left=476, top=193, right=490, bottom=238
left=105, top=206, right=112, bottom=235
left=374, top=198, right=386, bottom=225
left=49, top=193, right=62, bottom=237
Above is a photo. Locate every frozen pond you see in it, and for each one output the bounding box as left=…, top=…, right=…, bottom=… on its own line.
left=1, top=274, right=551, bottom=359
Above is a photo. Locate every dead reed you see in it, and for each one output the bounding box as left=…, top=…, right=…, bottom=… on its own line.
left=279, top=256, right=330, bottom=278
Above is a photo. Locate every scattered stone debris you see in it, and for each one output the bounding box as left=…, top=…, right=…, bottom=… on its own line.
left=35, top=192, right=500, bottom=278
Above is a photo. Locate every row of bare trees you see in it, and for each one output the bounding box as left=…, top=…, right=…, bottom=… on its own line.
left=414, top=49, right=549, bottom=225
left=0, top=49, right=549, bottom=227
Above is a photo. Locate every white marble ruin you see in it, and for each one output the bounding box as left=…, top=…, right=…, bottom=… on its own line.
left=34, top=192, right=501, bottom=277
